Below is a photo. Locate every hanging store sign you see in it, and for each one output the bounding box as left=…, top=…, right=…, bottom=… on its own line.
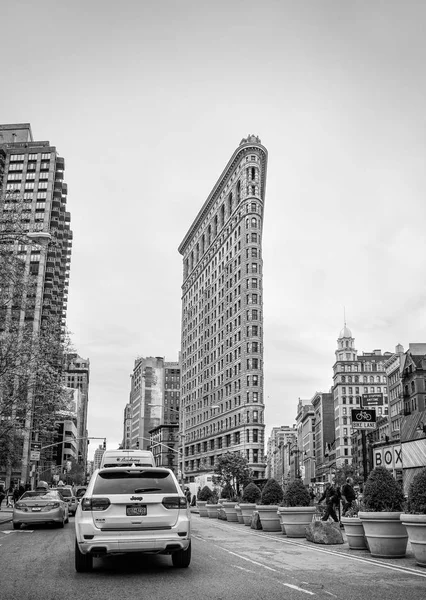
left=373, top=444, right=403, bottom=469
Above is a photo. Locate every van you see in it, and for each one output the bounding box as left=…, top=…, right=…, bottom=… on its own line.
left=99, top=449, right=155, bottom=469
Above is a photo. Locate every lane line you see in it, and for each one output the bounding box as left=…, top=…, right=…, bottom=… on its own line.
left=282, top=583, right=315, bottom=596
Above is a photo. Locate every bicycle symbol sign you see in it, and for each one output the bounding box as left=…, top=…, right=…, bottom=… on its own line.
left=351, top=408, right=376, bottom=425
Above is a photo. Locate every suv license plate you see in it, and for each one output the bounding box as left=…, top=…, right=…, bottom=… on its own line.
left=126, top=505, right=147, bottom=516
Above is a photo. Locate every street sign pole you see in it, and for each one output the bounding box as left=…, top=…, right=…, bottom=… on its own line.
left=362, top=431, right=368, bottom=482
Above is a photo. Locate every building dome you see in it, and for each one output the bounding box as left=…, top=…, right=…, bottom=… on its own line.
left=339, top=325, right=352, bottom=339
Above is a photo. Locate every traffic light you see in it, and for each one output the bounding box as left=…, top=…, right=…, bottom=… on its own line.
left=103, top=439, right=106, bottom=449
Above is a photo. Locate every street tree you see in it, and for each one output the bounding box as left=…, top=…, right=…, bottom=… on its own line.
left=214, top=451, right=253, bottom=498
left=0, top=193, right=73, bottom=475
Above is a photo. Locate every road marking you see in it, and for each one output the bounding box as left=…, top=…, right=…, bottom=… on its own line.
left=217, top=546, right=277, bottom=572
left=233, top=564, right=255, bottom=573
left=281, top=583, right=315, bottom=596
left=1, top=530, right=34, bottom=534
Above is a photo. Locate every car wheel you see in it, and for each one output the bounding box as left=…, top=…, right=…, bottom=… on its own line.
left=58, top=515, right=65, bottom=528
left=65, top=514, right=69, bottom=524
left=13, top=522, right=21, bottom=530
left=172, top=541, right=191, bottom=568
left=75, top=540, right=93, bottom=573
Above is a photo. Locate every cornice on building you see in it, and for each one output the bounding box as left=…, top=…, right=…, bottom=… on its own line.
left=178, top=138, right=268, bottom=256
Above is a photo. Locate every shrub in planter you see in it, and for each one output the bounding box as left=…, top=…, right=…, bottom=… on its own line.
left=241, top=482, right=261, bottom=504
left=260, top=478, right=284, bottom=505
left=341, top=501, right=369, bottom=550
left=282, top=479, right=311, bottom=507
left=362, top=466, right=405, bottom=512
left=278, top=480, right=315, bottom=537
left=198, top=486, right=215, bottom=502
left=407, top=467, right=426, bottom=514
left=359, top=467, right=407, bottom=558
left=256, top=478, right=283, bottom=532
left=221, top=483, right=236, bottom=501
left=401, top=467, right=426, bottom=567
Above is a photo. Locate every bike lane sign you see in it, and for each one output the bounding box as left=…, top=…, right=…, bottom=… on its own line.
left=351, top=408, right=376, bottom=429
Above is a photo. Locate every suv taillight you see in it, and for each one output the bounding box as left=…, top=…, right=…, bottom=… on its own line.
left=81, top=497, right=111, bottom=511
left=162, top=496, right=187, bottom=509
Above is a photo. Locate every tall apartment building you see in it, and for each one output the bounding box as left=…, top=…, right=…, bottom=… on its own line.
left=310, top=392, right=334, bottom=483
left=266, top=425, right=297, bottom=482
left=333, top=325, right=391, bottom=470
left=0, top=123, right=72, bottom=484
left=385, top=344, right=405, bottom=441
left=128, top=356, right=180, bottom=450
left=0, top=123, right=72, bottom=333
left=296, top=399, right=315, bottom=485
left=178, top=135, right=268, bottom=482
left=93, top=445, right=105, bottom=471
left=63, top=354, right=90, bottom=467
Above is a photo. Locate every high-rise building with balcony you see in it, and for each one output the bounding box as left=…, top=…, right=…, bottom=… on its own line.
left=0, top=123, right=72, bottom=334
left=178, top=135, right=268, bottom=482
left=128, top=356, right=180, bottom=450
left=63, top=354, right=90, bottom=467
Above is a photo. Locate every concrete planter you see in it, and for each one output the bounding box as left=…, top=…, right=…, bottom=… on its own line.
left=277, top=506, right=316, bottom=538
left=206, top=503, right=221, bottom=519
left=341, top=516, right=368, bottom=550
left=239, top=503, right=256, bottom=526
left=197, top=501, right=209, bottom=518
left=359, top=511, right=408, bottom=558
left=222, top=501, right=238, bottom=522
left=400, top=513, right=426, bottom=567
left=256, top=505, right=281, bottom=532
left=235, top=504, right=244, bottom=524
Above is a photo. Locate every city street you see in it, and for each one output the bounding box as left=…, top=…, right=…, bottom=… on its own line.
left=1, top=513, right=425, bottom=600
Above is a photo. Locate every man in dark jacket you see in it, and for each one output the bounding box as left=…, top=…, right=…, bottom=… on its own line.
left=341, top=477, right=356, bottom=516
left=318, top=482, right=340, bottom=523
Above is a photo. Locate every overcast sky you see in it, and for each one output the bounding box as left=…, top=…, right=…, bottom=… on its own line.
left=2, top=1, right=426, bottom=460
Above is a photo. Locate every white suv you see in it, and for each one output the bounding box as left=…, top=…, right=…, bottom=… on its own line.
left=74, top=467, right=191, bottom=572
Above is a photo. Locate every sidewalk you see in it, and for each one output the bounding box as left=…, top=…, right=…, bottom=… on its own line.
left=0, top=507, right=13, bottom=524
left=192, top=511, right=423, bottom=573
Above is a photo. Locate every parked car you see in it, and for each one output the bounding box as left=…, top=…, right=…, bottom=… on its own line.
left=52, top=487, right=78, bottom=516
left=13, top=489, right=69, bottom=529
left=74, top=467, right=191, bottom=572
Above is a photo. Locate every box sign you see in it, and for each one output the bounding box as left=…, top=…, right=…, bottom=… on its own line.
left=361, top=393, right=383, bottom=407
left=30, top=451, right=40, bottom=461
left=373, top=445, right=402, bottom=470
left=31, top=442, right=42, bottom=451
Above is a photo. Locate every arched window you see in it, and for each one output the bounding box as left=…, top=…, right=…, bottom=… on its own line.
left=213, top=215, right=218, bottom=236
left=220, top=204, right=225, bottom=227
left=251, top=217, right=257, bottom=228
left=236, top=181, right=241, bottom=203
left=207, top=224, right=211, bottom=245
left=228, top=193, right=233, bottom=216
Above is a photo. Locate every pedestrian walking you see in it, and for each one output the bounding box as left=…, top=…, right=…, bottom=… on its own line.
left=6, top=484, right=15, bottom=508
left=0, top=484, right=5, bottom=509
left=318, top=482, right=340, bottom=523
left=341, top=477, right=357, bottom=516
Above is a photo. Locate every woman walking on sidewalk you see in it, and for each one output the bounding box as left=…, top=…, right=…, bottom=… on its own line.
left=6, top=484, right=15, bottom=508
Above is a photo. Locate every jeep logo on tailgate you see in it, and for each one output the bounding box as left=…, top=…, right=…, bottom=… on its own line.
left=130, top=496, right=143, bottom=501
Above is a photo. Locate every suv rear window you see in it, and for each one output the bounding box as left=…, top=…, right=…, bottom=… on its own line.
left=93, top=470, right=178, bottom=495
